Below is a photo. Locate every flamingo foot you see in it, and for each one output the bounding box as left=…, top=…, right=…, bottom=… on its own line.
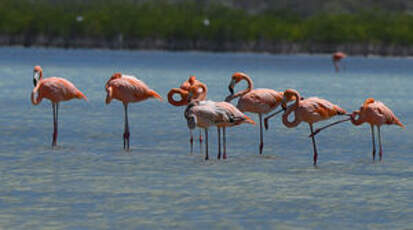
left=379, top=151, right=383, bottom=161
left=313, top=155, right=318, bottom=167
left=259, top=142, right=263, bottom=155
left=372, top=150, right=376, bottom=161
left=52, top=132, right=57, bottom=147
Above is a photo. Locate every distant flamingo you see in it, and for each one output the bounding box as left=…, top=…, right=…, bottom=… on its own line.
left=350, top=98, right=404, bottom=160
left=332, top=52, right=347, bottom=72
left=31, top=65, right=87, bottom=147
left=167, top=75, right=206, bottom=153
left=273, top=89, right=348, bottom=166
left=186, top=83, right=255, bottom=160
left=105, top=73, right=162, bottom=150
left=225, top=72, right=286, bottom=154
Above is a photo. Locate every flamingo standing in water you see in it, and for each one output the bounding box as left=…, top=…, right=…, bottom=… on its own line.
left=225, top=72, right=286, bottom=155
left=105, top=73, right=162, bottom=150
left=269, top=89, right=348, bottom=166
left=350, top=98, right=404, bottom=160
left=332, top=52, right=347, bottom=72
left=186, top=83, right=255, bottom=160
left=31, top=65, right=87, bottom=147
left=167, top=75, right=206, bottom=153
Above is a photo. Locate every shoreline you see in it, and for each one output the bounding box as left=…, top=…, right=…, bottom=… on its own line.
left=2, top=35, right=413, bottom=56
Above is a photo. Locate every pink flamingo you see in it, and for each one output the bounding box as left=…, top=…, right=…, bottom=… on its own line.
left=31, top=65, right=87, bottom=147
left=186, top=83, right=255, bottom=160
left=332, top=52, right=347, bottom=72
left=105, top=73, right=162, bottom=150
left=271, top=89, right=349, bottom=166
left=350, top=98, right=404, bottom=160
left=225, top=72, right=286, bottom=154
left=167, top=75, right=206, bottom=153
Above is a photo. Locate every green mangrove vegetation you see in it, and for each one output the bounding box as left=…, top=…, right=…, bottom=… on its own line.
left=1, top=0, right=413, bottom=52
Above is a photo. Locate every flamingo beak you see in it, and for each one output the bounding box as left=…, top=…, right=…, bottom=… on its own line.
left=228, top=79, right=235, bottom=95
left=33, top=71, right=40, bottom=86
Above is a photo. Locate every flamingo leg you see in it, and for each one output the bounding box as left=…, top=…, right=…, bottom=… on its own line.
left=123, top=103, right=130, bottom=151
left=205, top=128, right=209, bottom=160
left=263, top=109, right=284, bottom=130
left=378, top=126, right=383, bottom=161
left=199, top=129, right=203, bottom=143
left=259, top=114, right=263, bottom=154
left=371, top=125, right=376, bottom=160
left=223, top=127, right=227, bottom=159
left=199, top=129, right=203, bottom=154
left=217, top=127, right=221, bottom=159
left=309, top=118, right=351, bottom=137
left=189, top=129, right=193, bottom=154
left=309, top=124, right=318, bottom=166
left=334, top=61, right=339, bottom=72
left=52, top=103, right=58, bottom=147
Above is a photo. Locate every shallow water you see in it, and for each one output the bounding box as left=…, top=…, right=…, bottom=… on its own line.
left=0, top=47, right=412, bottom=229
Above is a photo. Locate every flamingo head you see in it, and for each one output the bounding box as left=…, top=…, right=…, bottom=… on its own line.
left=33, top=65, right=43, bottom=86
left=186, top=114, right=197, bottom=130
left=228, top=72, right=248, bottom=95
left=105, top=72, right=122, bottom=89
left=188, top=75, right=197, bottom=85
left=281, top=89, right=300, bottom=109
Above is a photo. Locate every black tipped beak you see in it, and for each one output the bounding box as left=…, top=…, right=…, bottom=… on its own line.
left=228, top=85, right=234, bottom=95
left=33, top=78, right=37, bottom=87
left=281, top=104, right=287, bottom=110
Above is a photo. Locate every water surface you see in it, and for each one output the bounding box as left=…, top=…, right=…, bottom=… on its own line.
left=0, top=48, right=412, bottom=229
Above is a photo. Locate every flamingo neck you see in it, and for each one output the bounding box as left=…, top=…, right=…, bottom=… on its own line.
left=282, top=91, right=301, bottom=128
left=192, top=83, right=208, bottom=101
left=350, top=112, right=365, bottom=126
left=233, top=74, right=253, bottom=98
left=167, top=88, right=189, bottom=106
left=31, top=86, right=41, bottom=105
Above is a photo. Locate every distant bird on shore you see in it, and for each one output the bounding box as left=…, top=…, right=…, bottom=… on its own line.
left=186, top=83, right=255, bottom=160
left=30, top=65, right=87, bottom=147
left=167, top=75, right=206, bottom=153
left=274, top=89, right=349, bottom=166
left=332, top=52, right=347, bottom=72
left=225, top=72, right=286, bottom=155
left=105, top=73, right=162, bottom=150
left=349, top=98, right=404, bottom=161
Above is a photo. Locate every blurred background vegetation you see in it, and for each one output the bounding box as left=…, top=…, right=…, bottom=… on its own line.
left=1, top=0, right=413, bottom=53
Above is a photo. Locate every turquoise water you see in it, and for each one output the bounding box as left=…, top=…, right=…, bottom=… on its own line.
left=0, top=47, right=412, bottom=229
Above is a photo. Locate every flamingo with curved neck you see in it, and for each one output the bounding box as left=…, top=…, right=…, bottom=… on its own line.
left=280, top=89, right=348, bottom=166
left=349, top=98, right=404, bottom=161
left=31, top=65, right=87, bottom=147
left=225, top=72, right=285, bottom=155
left=167, top=75, right=206, bottom=153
